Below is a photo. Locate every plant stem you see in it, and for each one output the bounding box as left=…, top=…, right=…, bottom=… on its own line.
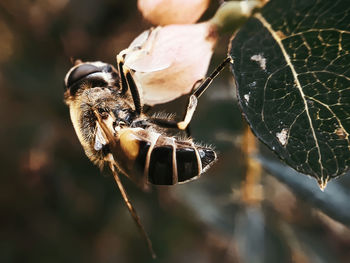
left=210, top=1, right=261, bottom=34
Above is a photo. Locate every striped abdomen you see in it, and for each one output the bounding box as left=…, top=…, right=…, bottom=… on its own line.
left=117, top=128, right=216, bottom=185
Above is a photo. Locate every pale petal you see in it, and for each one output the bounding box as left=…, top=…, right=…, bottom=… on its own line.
left=137, top=0, right=210, bottom=25
left=123, top=22, right=218, bottom=105
left=122, top=28, right=172, bottom=73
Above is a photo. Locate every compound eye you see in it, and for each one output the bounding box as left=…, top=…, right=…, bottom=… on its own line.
left=66, top=64, right=101, bottom=89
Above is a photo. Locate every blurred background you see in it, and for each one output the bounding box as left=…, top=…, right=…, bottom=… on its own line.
left=1, top=0, right=350, bottom=262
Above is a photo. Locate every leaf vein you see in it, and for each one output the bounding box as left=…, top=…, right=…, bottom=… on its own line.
left=255, top=13, right=324, bottom=177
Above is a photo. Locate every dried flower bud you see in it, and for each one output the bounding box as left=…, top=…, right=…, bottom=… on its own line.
left=137, top=0, right=210, bottom=25
left=122, top=22, right=218, bottom=105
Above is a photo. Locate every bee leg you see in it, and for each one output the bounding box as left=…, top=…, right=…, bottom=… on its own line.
left=190, top=78, right=204, bottom=93
left=150, top=57, right=232, bottom=131
left=177, top=57, right=232, bottom=129
left=125, top=69, right=142, bottom=115
left=117, top=55, right=128, bottom=95
left=148, top=116, right=191, bottom=136
left=193, top=57, right=232, bottom=98
left=109, top=163, right=156, bottom=259
left=148, top=93, right=197, bottom=131
left=117, top=54, right=142, bottom=115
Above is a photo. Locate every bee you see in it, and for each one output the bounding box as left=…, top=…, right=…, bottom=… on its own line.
left=64, top=55, right=231, bottom=257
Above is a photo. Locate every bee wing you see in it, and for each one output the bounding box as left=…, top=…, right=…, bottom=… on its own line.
left=92, top=112, right=115, bottom=152
left=94, top=121, right=107, bottom=151
left=93, top=110, right=148, bottom=189
left=92, top=111, right=156, bottom=258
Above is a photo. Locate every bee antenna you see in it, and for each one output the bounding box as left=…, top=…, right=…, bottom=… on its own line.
left=108, top=163, right=157, bottom=259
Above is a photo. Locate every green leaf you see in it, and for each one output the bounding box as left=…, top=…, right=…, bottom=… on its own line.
left=229, top=0, right=350, bottom=188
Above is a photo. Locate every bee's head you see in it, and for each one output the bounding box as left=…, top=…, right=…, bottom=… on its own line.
left=64, top=61, right=119, bottom=99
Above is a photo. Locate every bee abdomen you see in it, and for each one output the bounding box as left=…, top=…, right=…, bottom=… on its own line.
left=148, top=145, right=174, bottom=185
left=139, top=137, right=216, bottom=185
